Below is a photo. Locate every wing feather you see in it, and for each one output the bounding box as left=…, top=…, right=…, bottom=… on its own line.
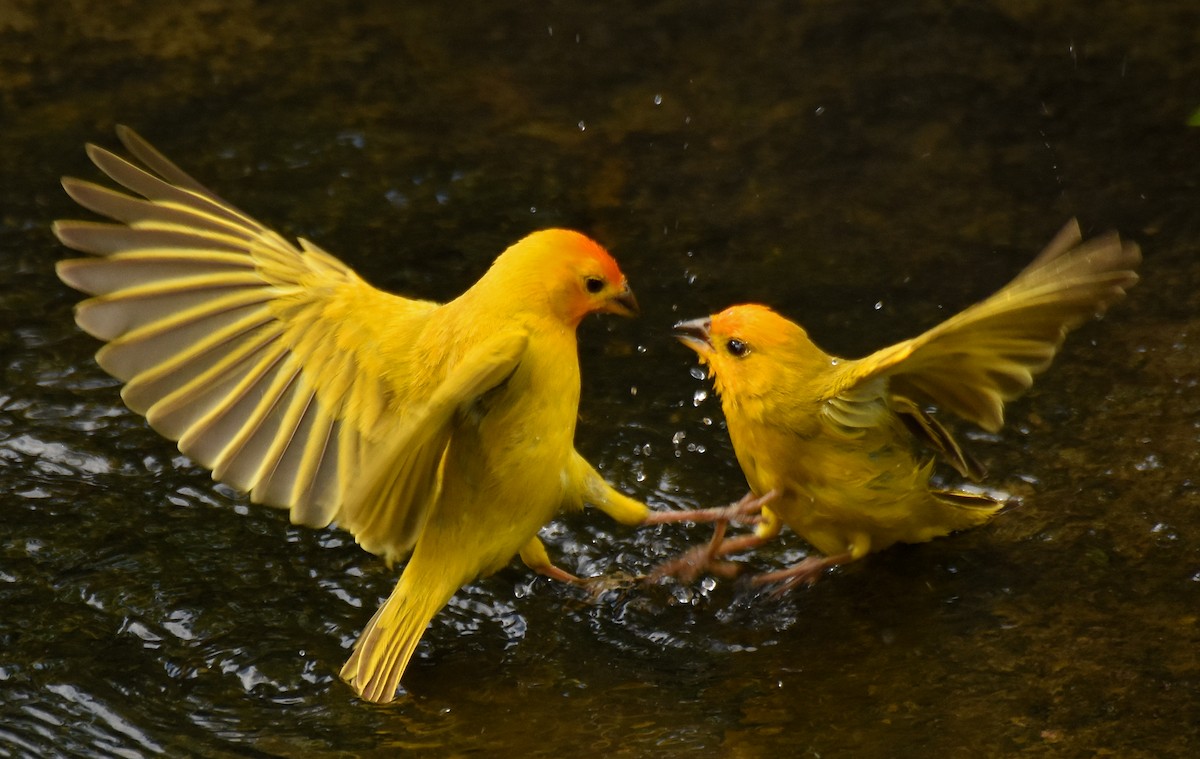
left=824, top=220, right=1140, bottom=432
left=55, top=127, right=443, bottom=555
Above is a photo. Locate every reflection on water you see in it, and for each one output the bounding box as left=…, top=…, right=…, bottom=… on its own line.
left=2, top=0, right=1199, bottom=756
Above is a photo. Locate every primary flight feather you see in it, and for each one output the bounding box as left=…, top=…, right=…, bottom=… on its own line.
left=668, top=221, right=1140, bottom=590
left=54, top=126, right=650, bottom=702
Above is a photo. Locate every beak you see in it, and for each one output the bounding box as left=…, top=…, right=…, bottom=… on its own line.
left=673, top=317, right=712, bottom=354
left=608, top=282, right=639, bottom=317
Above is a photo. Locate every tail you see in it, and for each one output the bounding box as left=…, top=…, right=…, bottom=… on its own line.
left=340, top=570, right=455, bottom=703
left=920, top=488, right=1010, bottom=540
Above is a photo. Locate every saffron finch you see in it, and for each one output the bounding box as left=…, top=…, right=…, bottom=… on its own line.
left=54, top=127, right=652, bottom=702
left=670, top=221, right=1140, bottom=590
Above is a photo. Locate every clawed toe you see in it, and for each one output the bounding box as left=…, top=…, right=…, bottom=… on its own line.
left=750, top=551, right=852, bottom=597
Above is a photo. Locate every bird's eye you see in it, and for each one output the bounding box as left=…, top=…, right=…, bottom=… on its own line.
left=726, top=338, right=749, bottom=357
left=584, top=276, right=605, bottom=294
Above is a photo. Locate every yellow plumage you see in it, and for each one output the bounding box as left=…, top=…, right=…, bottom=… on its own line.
left=672, top=221, right=1140, bottom=589
left=54, top=127, right=645, bottom=702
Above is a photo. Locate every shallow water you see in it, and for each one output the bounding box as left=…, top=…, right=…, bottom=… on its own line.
left=2, top=1, right=1199, bottom=756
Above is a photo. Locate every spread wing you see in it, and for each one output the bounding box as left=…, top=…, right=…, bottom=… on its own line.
left=822, top=219, right=1140, bottom=434
left=54, top=126, right=447, bottom=560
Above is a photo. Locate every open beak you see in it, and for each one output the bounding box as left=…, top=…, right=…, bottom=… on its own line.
left=673, top=317, right=713, bottom=355
left=608, top=282, right=640, bottom=317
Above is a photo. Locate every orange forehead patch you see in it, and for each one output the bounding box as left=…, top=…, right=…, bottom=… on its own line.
left=708, top=304, right=812, bottom=354
left=711, top=303, right=787, bottom=338
left=531, top=228, right=624, bottom=283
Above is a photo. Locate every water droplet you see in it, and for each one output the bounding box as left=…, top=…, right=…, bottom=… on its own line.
left=874, top=301, right=883, bottom=310
left=530, top=206, right=537, bottom=213
left=693, top=389, right=708, bottom=406
left=689, top=366, right=707, bottom=381
left=653, top=93, right=663, bottom=105
left=629, top=386, right=638, bottom=397
left=577, top=120, right=586, bottom=131
left=830, top=358, right=840, bottom=366
left=672, top=431, right=686, bottom=446
left=1151, top=522, right=1178, bottom=541
left=1135, top=454, right=1161, bottom=472
left=337, top=130, right=366, bottom=149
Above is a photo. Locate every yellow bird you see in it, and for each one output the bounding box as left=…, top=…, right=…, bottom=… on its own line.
left=671, top=221, right=1140, bottom=590
left=53, top=127, right=654, bottom=702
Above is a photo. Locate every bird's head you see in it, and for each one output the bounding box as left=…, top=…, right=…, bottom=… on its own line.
left=675, top=304, right=821, bottom=399
left=494, top=229, right=638, bottom=327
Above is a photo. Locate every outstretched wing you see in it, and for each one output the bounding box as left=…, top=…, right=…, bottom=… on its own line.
left=823, top=220, right=1140, bottom=433
left=54, top=126, right=439, bottom=558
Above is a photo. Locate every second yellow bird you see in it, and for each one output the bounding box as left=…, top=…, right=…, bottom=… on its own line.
left=673, top=222, right=1140, bottom=589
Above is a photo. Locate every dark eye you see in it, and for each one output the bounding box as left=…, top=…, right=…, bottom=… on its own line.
left=726, top=338, right=749, bottom=357
left=584, top=276, right=605, bottom=294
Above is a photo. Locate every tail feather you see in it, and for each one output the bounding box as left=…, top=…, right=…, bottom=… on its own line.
left=926, top=488, right=1009, bottom=536
left=340, top=572, right=455, bottom=703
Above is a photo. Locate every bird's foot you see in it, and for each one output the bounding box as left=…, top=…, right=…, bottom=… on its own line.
left=751, top=552, right=851, bottom=598
left=577, top=570, right=641, bottom=600
left=646, top=543, right=730, bottom=585
left=645, top=523, right=771, bottom=585
left=645, top=518, right=733, bottom=584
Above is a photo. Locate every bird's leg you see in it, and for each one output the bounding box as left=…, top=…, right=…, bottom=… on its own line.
left=518, top=535, right=640, bottom=597
left=641, top=490, right=773, bottom=526
left=648, top=518, right=727, bottom=584
left=752, top=551, right=854, bottom=596
left=519, top=535, right=584, bottom=584
left=646, top=516, right=778, bottom=584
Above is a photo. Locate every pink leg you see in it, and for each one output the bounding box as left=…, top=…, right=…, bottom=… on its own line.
left=530, top=553, right=643, bottom=598
left=534, top=563, right=584, bottom=585
left=752, top=551, right=854, bottom=596
left=646, top=503, right=779, bottom=584
left=641, top=490, right=772, bottom=526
